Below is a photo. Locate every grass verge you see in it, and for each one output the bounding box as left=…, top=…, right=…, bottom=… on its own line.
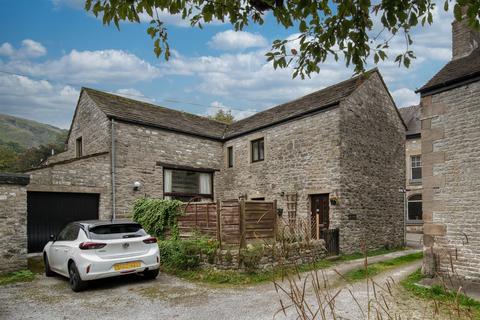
left=0, top=270, right=36, bottom=286
left=163, top=259, right=334, bottom=285
left=342, top=251, right=423, bottom=282
left=401, top=269, right=480, bottom=318
left=163, top=247, right=409, bottom=286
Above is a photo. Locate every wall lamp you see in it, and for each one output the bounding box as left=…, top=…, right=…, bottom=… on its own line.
left=133, top=181, right=141, bottom=191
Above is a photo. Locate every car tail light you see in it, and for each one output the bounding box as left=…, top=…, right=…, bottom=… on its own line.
left=79, top=242, right=106, bottom=250
left=143, top=237, right=157, bottom=244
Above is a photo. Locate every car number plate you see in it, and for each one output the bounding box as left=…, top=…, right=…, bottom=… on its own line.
left=114, top=261, right=141, bottom=271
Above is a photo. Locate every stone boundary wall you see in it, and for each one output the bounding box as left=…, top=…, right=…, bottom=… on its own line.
left=0, top=173, right=30, bottom=274
left=201, top=239, right=327, bottom=272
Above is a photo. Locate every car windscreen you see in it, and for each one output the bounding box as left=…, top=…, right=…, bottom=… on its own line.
left=88, top=224, right=147, bottom=240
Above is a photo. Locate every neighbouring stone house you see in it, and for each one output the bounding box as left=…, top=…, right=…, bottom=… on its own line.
left=398, top=105, right=423, bottom=235
left=417, top=16, right=480, bottom=282
left=26, top=69, right=406, bottom=254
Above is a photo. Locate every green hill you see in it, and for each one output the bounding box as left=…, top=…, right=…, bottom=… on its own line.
left=0, top=113, right=67, bottom=149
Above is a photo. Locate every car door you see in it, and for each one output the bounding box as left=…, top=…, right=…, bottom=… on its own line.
left=49, top=224, right=79, bottom=274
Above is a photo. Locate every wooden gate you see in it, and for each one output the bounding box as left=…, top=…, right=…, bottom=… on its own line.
left=320, top=228, right=340, bottom=256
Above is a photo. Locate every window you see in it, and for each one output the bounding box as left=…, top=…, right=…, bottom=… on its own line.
left=251, top=138, right=264, bottom=162
left=407, top=194, right=423, bottom=221
left=163, top=168, right=213, bottom=202
left=227, top=146, right=233, bottom=168
left=76, top=137, right=83, bottom=157
left=89, top=223, right=147, bottom=240
left=57, top=223, right=80, bottom=241
left=251, top=197, right=265, bottom=201
left=411, top=155, right=422, bottom=181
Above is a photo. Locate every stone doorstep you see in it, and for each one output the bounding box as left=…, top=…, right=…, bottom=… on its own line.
left=419, top=277, right=480, bottom=302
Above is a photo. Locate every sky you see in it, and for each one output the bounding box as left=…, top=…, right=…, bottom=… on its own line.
left=0, top=0, right=454, bottom=129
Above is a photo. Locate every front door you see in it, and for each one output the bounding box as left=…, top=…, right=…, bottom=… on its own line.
left=310, top=194, right=329, bottom=239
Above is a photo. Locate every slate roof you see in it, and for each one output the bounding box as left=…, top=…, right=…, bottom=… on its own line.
left=82, top=69, right=393, bottom=141
left=84, top=88, right=228, bottom=140
left=224, top=71, right=373, bottom=138
left=417, top=48, right=480, bottom=95
left=398, top=105, right=421, bottom=137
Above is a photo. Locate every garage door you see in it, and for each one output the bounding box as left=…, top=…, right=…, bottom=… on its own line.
left=27, top=192, right=99, bottom=253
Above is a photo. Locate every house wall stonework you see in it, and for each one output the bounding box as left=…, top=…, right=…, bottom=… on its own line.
left=0, top=174, right=29, bottom=274
left=112, top=120, right=224, bottom=218
left=46, top=92, right=111, bottom=164
left=217, top=107, right=342, bottom=233
left=421, top=80, right=480, bottom=282
left=338, top=73, right=405, bottom=252
left=27, top=153, right=111, bottom=219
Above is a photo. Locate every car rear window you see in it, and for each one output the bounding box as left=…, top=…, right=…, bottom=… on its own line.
left=89, top=224, right=147, bottom=240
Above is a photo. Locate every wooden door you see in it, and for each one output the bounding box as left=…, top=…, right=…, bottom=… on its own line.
left=310, top=194, right=329, bottom=240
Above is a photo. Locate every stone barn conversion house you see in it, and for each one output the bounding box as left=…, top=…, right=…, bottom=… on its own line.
left=26, top=69, right=406, bottom=255
left=417, top=17, right=480, bottom=283
left=398, top=105, right=423, bottom=235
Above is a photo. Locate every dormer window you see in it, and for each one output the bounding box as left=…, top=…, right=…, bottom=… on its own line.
left=76, top=137, right=83, bottom=157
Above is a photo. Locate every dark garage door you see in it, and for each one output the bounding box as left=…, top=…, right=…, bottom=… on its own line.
left=27, top=192, right=99, bottom=253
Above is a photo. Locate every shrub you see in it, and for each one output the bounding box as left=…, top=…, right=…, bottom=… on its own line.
left=132, top=198, right=183, bottom=239
left=240, top=244, right=265, bottom=272
left=159, top=236, right=219, bottom=270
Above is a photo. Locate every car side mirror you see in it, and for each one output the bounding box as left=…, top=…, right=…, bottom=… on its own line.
left=49, top=234, right=56, bottom=242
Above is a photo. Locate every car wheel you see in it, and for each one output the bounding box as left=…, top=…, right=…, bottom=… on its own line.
left=68, top=262, right=87, bottom=292
left=44, top=254, right=54, bottom=277
left=143, top=268, right=159, bottom=280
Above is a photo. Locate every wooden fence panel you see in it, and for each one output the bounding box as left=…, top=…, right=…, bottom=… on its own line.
left=177, top=199, right=277, bottom=247
left=178, top=202, right=218, bottom=237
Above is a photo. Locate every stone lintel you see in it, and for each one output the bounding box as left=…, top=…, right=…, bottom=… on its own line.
left=27, top=184, right=104, bottom=194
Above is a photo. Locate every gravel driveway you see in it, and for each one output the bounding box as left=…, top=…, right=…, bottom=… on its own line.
left=0, top=250, right=429, bottom=320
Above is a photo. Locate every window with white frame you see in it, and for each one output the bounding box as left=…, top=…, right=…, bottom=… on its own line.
left=411, top=155, right=422, bottom=181
left=407, top=194, right=423, bottom=221
left=163, top=168, right=212, bottom=202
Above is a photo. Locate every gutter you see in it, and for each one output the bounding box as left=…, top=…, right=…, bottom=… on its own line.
left=111, top=119, right=116, bottom=220
left=416, top=72, right=480, bottom=97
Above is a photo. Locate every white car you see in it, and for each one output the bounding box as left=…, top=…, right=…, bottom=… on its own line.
left=43, top=220, right=160, bottom=292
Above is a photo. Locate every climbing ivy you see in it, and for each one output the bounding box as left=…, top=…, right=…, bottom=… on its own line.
left=132, top=198, right=184, bottom=239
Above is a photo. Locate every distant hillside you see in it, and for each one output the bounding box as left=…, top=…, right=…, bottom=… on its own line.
left=0, top=113, right=68, bottom=149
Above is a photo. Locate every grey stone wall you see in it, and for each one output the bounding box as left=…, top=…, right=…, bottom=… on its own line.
left=27, top=153, right=112, bottom=219
left=0, top=174, right=29, bottom=274
left=421, top=80, right=480, bottom=283
left=204, top=240, right=327, bottom=272
left=113, top=121, right=224, bottom=218
left=217, top=107, right=342, bottom=226
left=338, top=72, right=406, bottom=252
left=46, top=91, right=111, bottom=164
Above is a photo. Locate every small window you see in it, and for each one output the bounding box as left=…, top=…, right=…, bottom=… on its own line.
left=227, top=146, right=233, bottom=168
left=411, top=155, right=422, bottom=181
left=76, top=137, right=83, bottom=157
left=251, top=138, right=264, bottom=162
left=407, top=194, right=423, bottom=221
left=251, top=197, right=265, bottom=201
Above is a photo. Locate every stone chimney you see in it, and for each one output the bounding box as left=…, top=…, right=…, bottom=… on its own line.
left=452, top=11, right=480, bottom=60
